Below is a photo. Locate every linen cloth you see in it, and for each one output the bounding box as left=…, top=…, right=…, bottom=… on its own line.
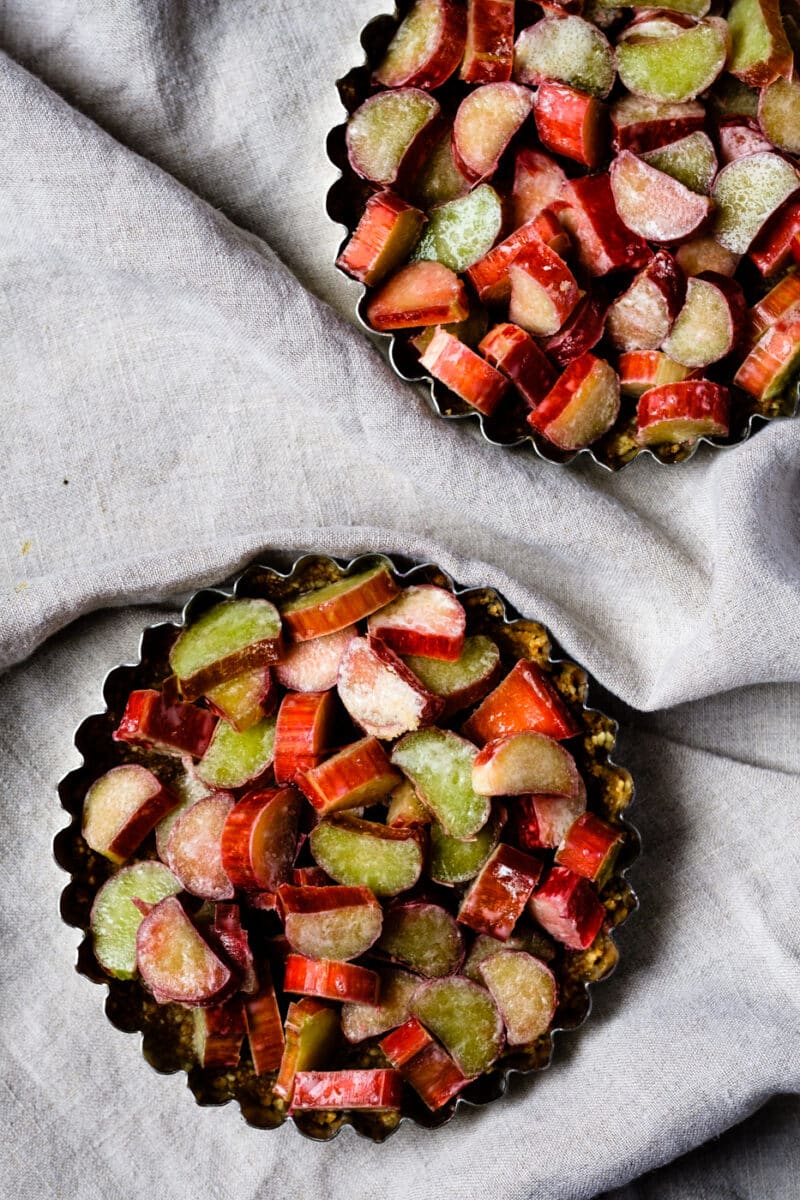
left=0, top=2, right=798, bottom=1196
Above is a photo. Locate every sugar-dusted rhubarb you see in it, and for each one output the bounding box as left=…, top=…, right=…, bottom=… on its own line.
left=136, top=895, right=234, bottom=1006
left=366, top=260, right=469, bottom=330
left=556, top=812, right=624, bottom=884
left=508, top=241, right=583, bottom=338
left=419, top=328, right=510, bottom=416
left=274, top=998, right=340, bottom=1101
left=472, top=731, right=582, bottom=798
left=300, top=736, right=400, bottom=815
left=462, top=927, right=556, bottom=983
left=461, top=0, right=515, bottom=83
left=193, top=997, right=246, bottom=1069
left=466, top=219, right=544, bottom=305
left=453, top=82, right=534, bottom=183
left=748, top=273, right=800, bottom=344
left=196, top=713, right=276, bottom=789
left=429, top=802, right=506, bottom=885
left=278, top=884, right=383, bottom=961
left=479, top=950, right=557, bottom=1045
left=381, top=1017, right=469, bottom=1110
left=368, top=584, right=466, bottom=662
left=336, top=192, right=426, bottom=287
left=82, top=764, right=179, bottom=864
left=377, top=901, right=464, bottom=977
left=561, top=174, right=649, bottom=276
left=342, top=967, right=420, bottom=1043
left=717, top=119, right=773, bottom=165
left=113, top=689, right=217, bottom=759
left=309, top=814, right=424, bottom=896
left=220, top=786, right=302, bottom=892
left=282, top=564, right=399, bottom=642
left=530, top=353, right=621, bottom=451
left=167, top=792, right=235, bottom=900
left=529, top=866, right=605, bottom=950
left=619, top=351, right=696, bottom=396
left=514, top=16, right=615, bottom=98
left=346, top=88, right=441, bottom=186
left=726, top=0, right=793, bottom=87
left=290, top=1069, right=403, bottom=1113
left=675, top=236, right=740, bottom=279
left=244, top=968, right=285, bottom=1073
left=758, top=78, right=800, bottom=156
left=274, top=625, right=355, bottom=693
left=734, top=305, right=800, bottom=400
left=464, top=658, right=579, bottom=745
left=533, top=83, right=607, bottom=169
left=610, top=94, right=705, bottom=153
left=541, top=292, right=608, bottom=369
left=749, top=201, right=800, bottom=278
left=478, top=323, right=556, bottom=409
left=514, top=784, right=588, bottom=850
left=641, top=130, right=717, bottom=195
left=337, top=637, right=444, bottom=739
left=511, top=148, right=567, bottom=227
left=606, top=251, right=686, bottom=353
left=205, top=666, right=274, bottom=734
left=636, top=379, right=731, bottom=444
left=373, top=0, right=466, bottom=90
left=90, top=861, right=181, bottom=979
left=411, top=184, right=503, bottom=273
left=212, top=903, right=257, bottom=992
left=411, top=976, right=504, bottom=1077
left=663, top=274, right=746, bottom=368
left=457, top=843, right=543, bottom=939
left=713, top=154, right=800, bottom=255
left=274, top=690, right=338, bottom=784
left=392, top=728, right=490, bottom=840
left=155, top=760, right=214, bottom=861
left=284, top=953, right=380, bottom=1005
left=615, top=18, right=728, bottom=104
left=169, top=599, right=282, bottom=701
left=413, top=128, right=471, bottom=208
left=404, top=634, right=501, bottom=719
left=610, top=152, right=712, bottom=243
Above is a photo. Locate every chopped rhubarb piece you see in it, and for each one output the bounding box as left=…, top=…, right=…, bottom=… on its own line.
left=336, top=191, right=426, bottom=287
left=717, top=119, right=773, bottom=166
left=507, top=241, right=583, bottom=337
left=342, top=968, right=419, bottom=1042
left=419, top=328, right=509, bottom=416
left=528, top=866, right=605, bottom=950
left=713, top=154, right=800, bottom=255
left=220, top=786, right=302, bottom=892
left=462, top=927, right=556, bottom=983
left=309, top=813, right=424, bottom=896
left=457, top=843, right=543, bottom=940
left=606, top=251, right=686, bottom=353
left=610, top=152, right=712, bottom=243
left=193, top=998, right=246, bottom=1069
left=734, top=305, right=800, bottom=400
left=615, top=18, right=728, bottom=104
left=413, top=127, right=471, bottom=208
left=514, top=785, right=587, bottom=850
left=377, top=901, right=464, bottom=977
left=464, top=658, right=579, bottom=745
left=466, top=219, right=544, bottom=305
left=244, top=968, right=285, bottom=1074
left=274, top=998, right=340, bottom=1102
left=479, top=951, right=557, bottom=1045
left=392, top=727, right=490, bottom=840
left=136, top=896, right=234, bottom=1006
left=748, top=273, right=800, bottom=344
left=196, top=713, right=276, bottom=789
left=169, top=599, right=282, bottom=701
left=290, top=1069, right=402, bottom=1113
left=749, top=200, right=800, bottom=277
left=366, top=260, right=469, bottom=331
left=346, top=88, right=441, bottom=186
left=675, top=236, right=740, bottom=278
left=461, top=0, right=515, bottom=83
left=530, top=352, right=620, bottom=451
left=514, top=16, right=615, bottom=98
left=453, top=82, right=534, bottom=183
left=541, top=291, right=608, bottom=369
left=532, top=205, right=572, bottom=257
left=636, top=379, right=731, bottom=445
left=337, top=637, right=444, bottom=739
left=300, top=736, right=400, bottom=815
left=368, top=584, right=465, bottom=662
left=387, top=779, right=431, bottom=828
left=284, top=954, right=380, bottom=1005
left=381, top=1017, right=469, bottom=1110
left=411, top=976, right=504, bottom=1077
left=404, top=634, right=501, bottom=718
left=726, top=0, right=793, bottom=87
left=167, top=792, right=235, bottom=900
left=409, top=307, right=490, bottom=356
left=113, top=689, right=217, bottom=759
left=759, top=78, right=800, bottom=156
left=479, top=323, right=556, bottom=409
left=619, top=351, right=696, bottom=396
left=274, top=625, right=355, bottom=693
left=429, top=802, right=506, bottom=885
left=533, top=83, right=607, bottom=169
left=610, top=95, right=705, bottom=153
left=282, top=564, right=399, bottom=641
left=91, top=861, right=181, bottom=979
left=472, top=732, right=581, bottom=799
left=82, top=764, right=178, bottom=864
left=556, top=812, right=624, bottom=884
left=274, top=690, right=338, bottom=784
left=155, top=761, right=213, bottom=861
left=373, top=0, right=466, bottom=90
left=278, top=885, right=383, bottom=961
left=212, top=903, right=257, bottom=992
left=412, top=183, right=503, bottom=273
left=561, top=174, right=649, bottom=275
left=663, top=274, right=746, bottom=368
left=641, top=130, right=717, bottom=195
left=292, top=866, right=331, bottom=887
left=512, top=148, right=567, bottom=227
left=204, top=666, right=275, bottom=733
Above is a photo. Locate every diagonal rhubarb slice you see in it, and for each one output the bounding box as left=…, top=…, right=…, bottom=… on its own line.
left=410, top=976, right=504, bottom=1078
left=748, top=273, right=800, bottom=344
left=281, top=564, right=399, bottom=641
left=373, top=0, right=466, bottom=90
left=169, top=599, right=282, bottom=701
left=479, top=323, right=556, bottom=409
left=337, top=637, right=444, bottom=739
left=381, top=1017, right=469, bottom=1110
left=284, top=954, right=380, bottom=1005
left=193, top=997, right=246, bottom=1069
left=555, top=812, right=624, bottom=885
left=463, top=658, right=580, bottom=745
left=457, top=843, right=543, bottom=939
left=641, top=130, right=717, bottom=195
left=507, top=240, right=583, bottom=337
left=675, top=236, right=740, bottom=280
left=367, top=584, right=465, bottom=662
left=274, top=690, right=338, bottom=784
left=274, top=624, right=356, bottom=693
left=336, top=191, right=426, bottom=287
left=166, top=792, right=235, bottom=901
left=220, top=786, right=302, bottom=892
left=196, top=713, right=276, bottom=790
left=734, top=304, right=800, bottom=401
left=618, top=351, right=697, bottom=397
left=346, top=88, right=441, bottom=186
left=136, top=896, right=234, bottom=1007
left=391, top=727, right=490, bottom=840
left=528, top=866, right=606, bottom=950
left=413, top=126, right=471, bottom=208
left=561, top=173, right=650, bottom=276
left=204, top=666, right=275, bottom=734
left=113, top=689, right=217, bottom=758
left=82, top=764, right=179, bottom=864
left=300, top=735, right=401, bottom=815
left=514, top=785, right=588, bottom=851
left=478, top=951, right=557, bottom=1045
left=308, top=814, right=424, bottom=896
left=290, top=1069, right=403, bottom=1113
left=460, top=0, right=515, bottom=83
left=636, top=380, right=731, bottom=445
left=419, top=328, right=509, bottom=416
left=466, top=218, right=545, bottom=305
left=528, top=352, right=620, bottom=451
left=376, top=901, right=464, bottom=977
left=244, top=968, right=285, bottom=1074
left=472, top=732, right=582, bottom=798
left=274, top=999, right=340, bottom=1102
left=533, top=83, right=607, bottom=169
left=453, top=82, right=534, bottom=183
left=277, top=885, right=383, bottom=961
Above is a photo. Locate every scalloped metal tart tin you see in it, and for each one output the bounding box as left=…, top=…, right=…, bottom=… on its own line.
left=56, top=552, right=638, bottom=1142
left=326, top=2, right=799, bottom=471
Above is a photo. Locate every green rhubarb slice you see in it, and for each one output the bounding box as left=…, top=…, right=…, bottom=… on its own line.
left=376, top=903, right=463, bottom=977
left=282, top=565, right=392, bottom=615
left=727, top=0, right=792, bottom=85
left=309, top=815, right=423, bottom=897
left=374, top=0, right=446, bottom=86
left=391, top=728, right=490, bottom=840
left=663, top=279, right=734, bottom=367
left=514, top=16, right=616, bottom=98
left=196, top=714, right=276, bottom=789
left=347, top=89, right=440, bottom=186
left=759, top=78, right=800, bottom=155
left=642, top=131, right=717, bottom=195
left=412, top=185, right=502, bottom=273
left=411, top=977, right=504, bottom=1077
left=91, top=861, right=181, bottom=979
left=170, top=599, right=281, bottom=686
left=462, top=929, right=556, bottom=984
left=404, top=635, right=499, bottom=708
left=615, top=21, right=728, bottom=104
left=414, top=129, right=470, bottom=208
left=712, top=153, right=800, bottom=254
left=429, top=803, right=505, bottom=885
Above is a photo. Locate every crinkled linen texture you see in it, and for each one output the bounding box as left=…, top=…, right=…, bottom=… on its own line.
left=0, top=2, right=797, bottom=1197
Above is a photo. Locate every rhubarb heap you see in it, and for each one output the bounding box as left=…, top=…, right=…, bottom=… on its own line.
left=334, top=0, right=800, bottom=463
left=73, top=558, right=634, bottom=1138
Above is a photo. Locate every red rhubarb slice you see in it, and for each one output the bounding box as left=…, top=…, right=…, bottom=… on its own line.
left=463, top=658, right=579, bottom=745
left=404, top=634, right=501, bottom=719
left=515, top=785, right=588, bottom=850
left=308, top=814, right=424, bottom=896
left=278, top=885, right=383, bottom=961
left=561, top=173, right=650, bottom=275
left=479, top=950, right=557, bottom=1044
left=466, top=218, right=544, bottom=305
left=196, top=713, right=276, bottom=789
left=366, top=260, right=469, bottom=331
left=734, top=305, right=800, bottom=400
left=336, top=191, right=426, bottom=287
left=274, top=625, right=356, bottom=692
left=511, top=148, right=567, bottom=227
left=606, top=251, right=686, bottom=352
left=90, top=861, right=181, bottom=979
left=337, top=637, right=443, bottom=739
left=167, top=792, right=235, bottom=901
left=530, top=351, right=620, bottom=451
left=457, top=843, right=543, bottom=939
left=342, top=968, right=420, bottom=1043
left=541, top=291, right=609, bottom=369
left=472, top=732, right=581, bottom=798
left=636, top=380, right=731, bottom=444
left=392, top=727, right=490, bottom=840
left=555, top=812, right=624, bottom=884
left=376, top=901, right=464, bottom=977
left=282, top=564, right=399, bottom=641
left=726, top=0, right=793, bottom=87
left=113, top=689, right=217, bottom=759
left=193, top=998, right=246, bottom=1069
left=373, top=0, right=466, bottom=90
left=419, top=328, right=509, bottom=416
left=169, top=599, right=282, bottom=701
left=410, top=977, right=504, bottom=1077
left=82, top=764, right=178, bottom=864
left=610, top=151, right=712, bottom=243
left=479, top=323, right=557, bottom=409
left=713, top=154, right=800, bottom=255
left=204, top=666, right=275, bottom=734
left=300, top=735, right=401, bottom=815
left=367, top=584, right=466, bottom=661
left=749, top=200, right=800, bottom=277
left=284, top=954, right=380, bottom=1005
left=292, top=866, right=331, bottom=887
left=533, top=82, right=607, bottom=169
left=274, top=999, right=340, bottom=1102
left=748, top=273, right=800, bottom=344
left=461, top=0, right=515, bottom=83
left=212, top=903, right=257, bottom=993
left=381, top=1017, right=469, bottom=1110
left=662, top=274, right=746, bottom=368
left=244, top=968, right=285, bottom=1074
left=220, top=786, right=302, bottom=892
left=274, top=690, right=338, bottom=784
left=514, top=16, right=615, bottom=98
left=610, top=95, right=705, bottom=153
left=346, top=88, right=441, bottom=186
left=136, top=896, right=234, bottom=1006
left=507, top=241, right=583, bottom=337
left=290, top=1069, right=403, bottom=1113
left=453, top=82, right=534, bottom=183
left=618, top=351, right=696, bottom=396
left=528, top=866, right=606, bottom=950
